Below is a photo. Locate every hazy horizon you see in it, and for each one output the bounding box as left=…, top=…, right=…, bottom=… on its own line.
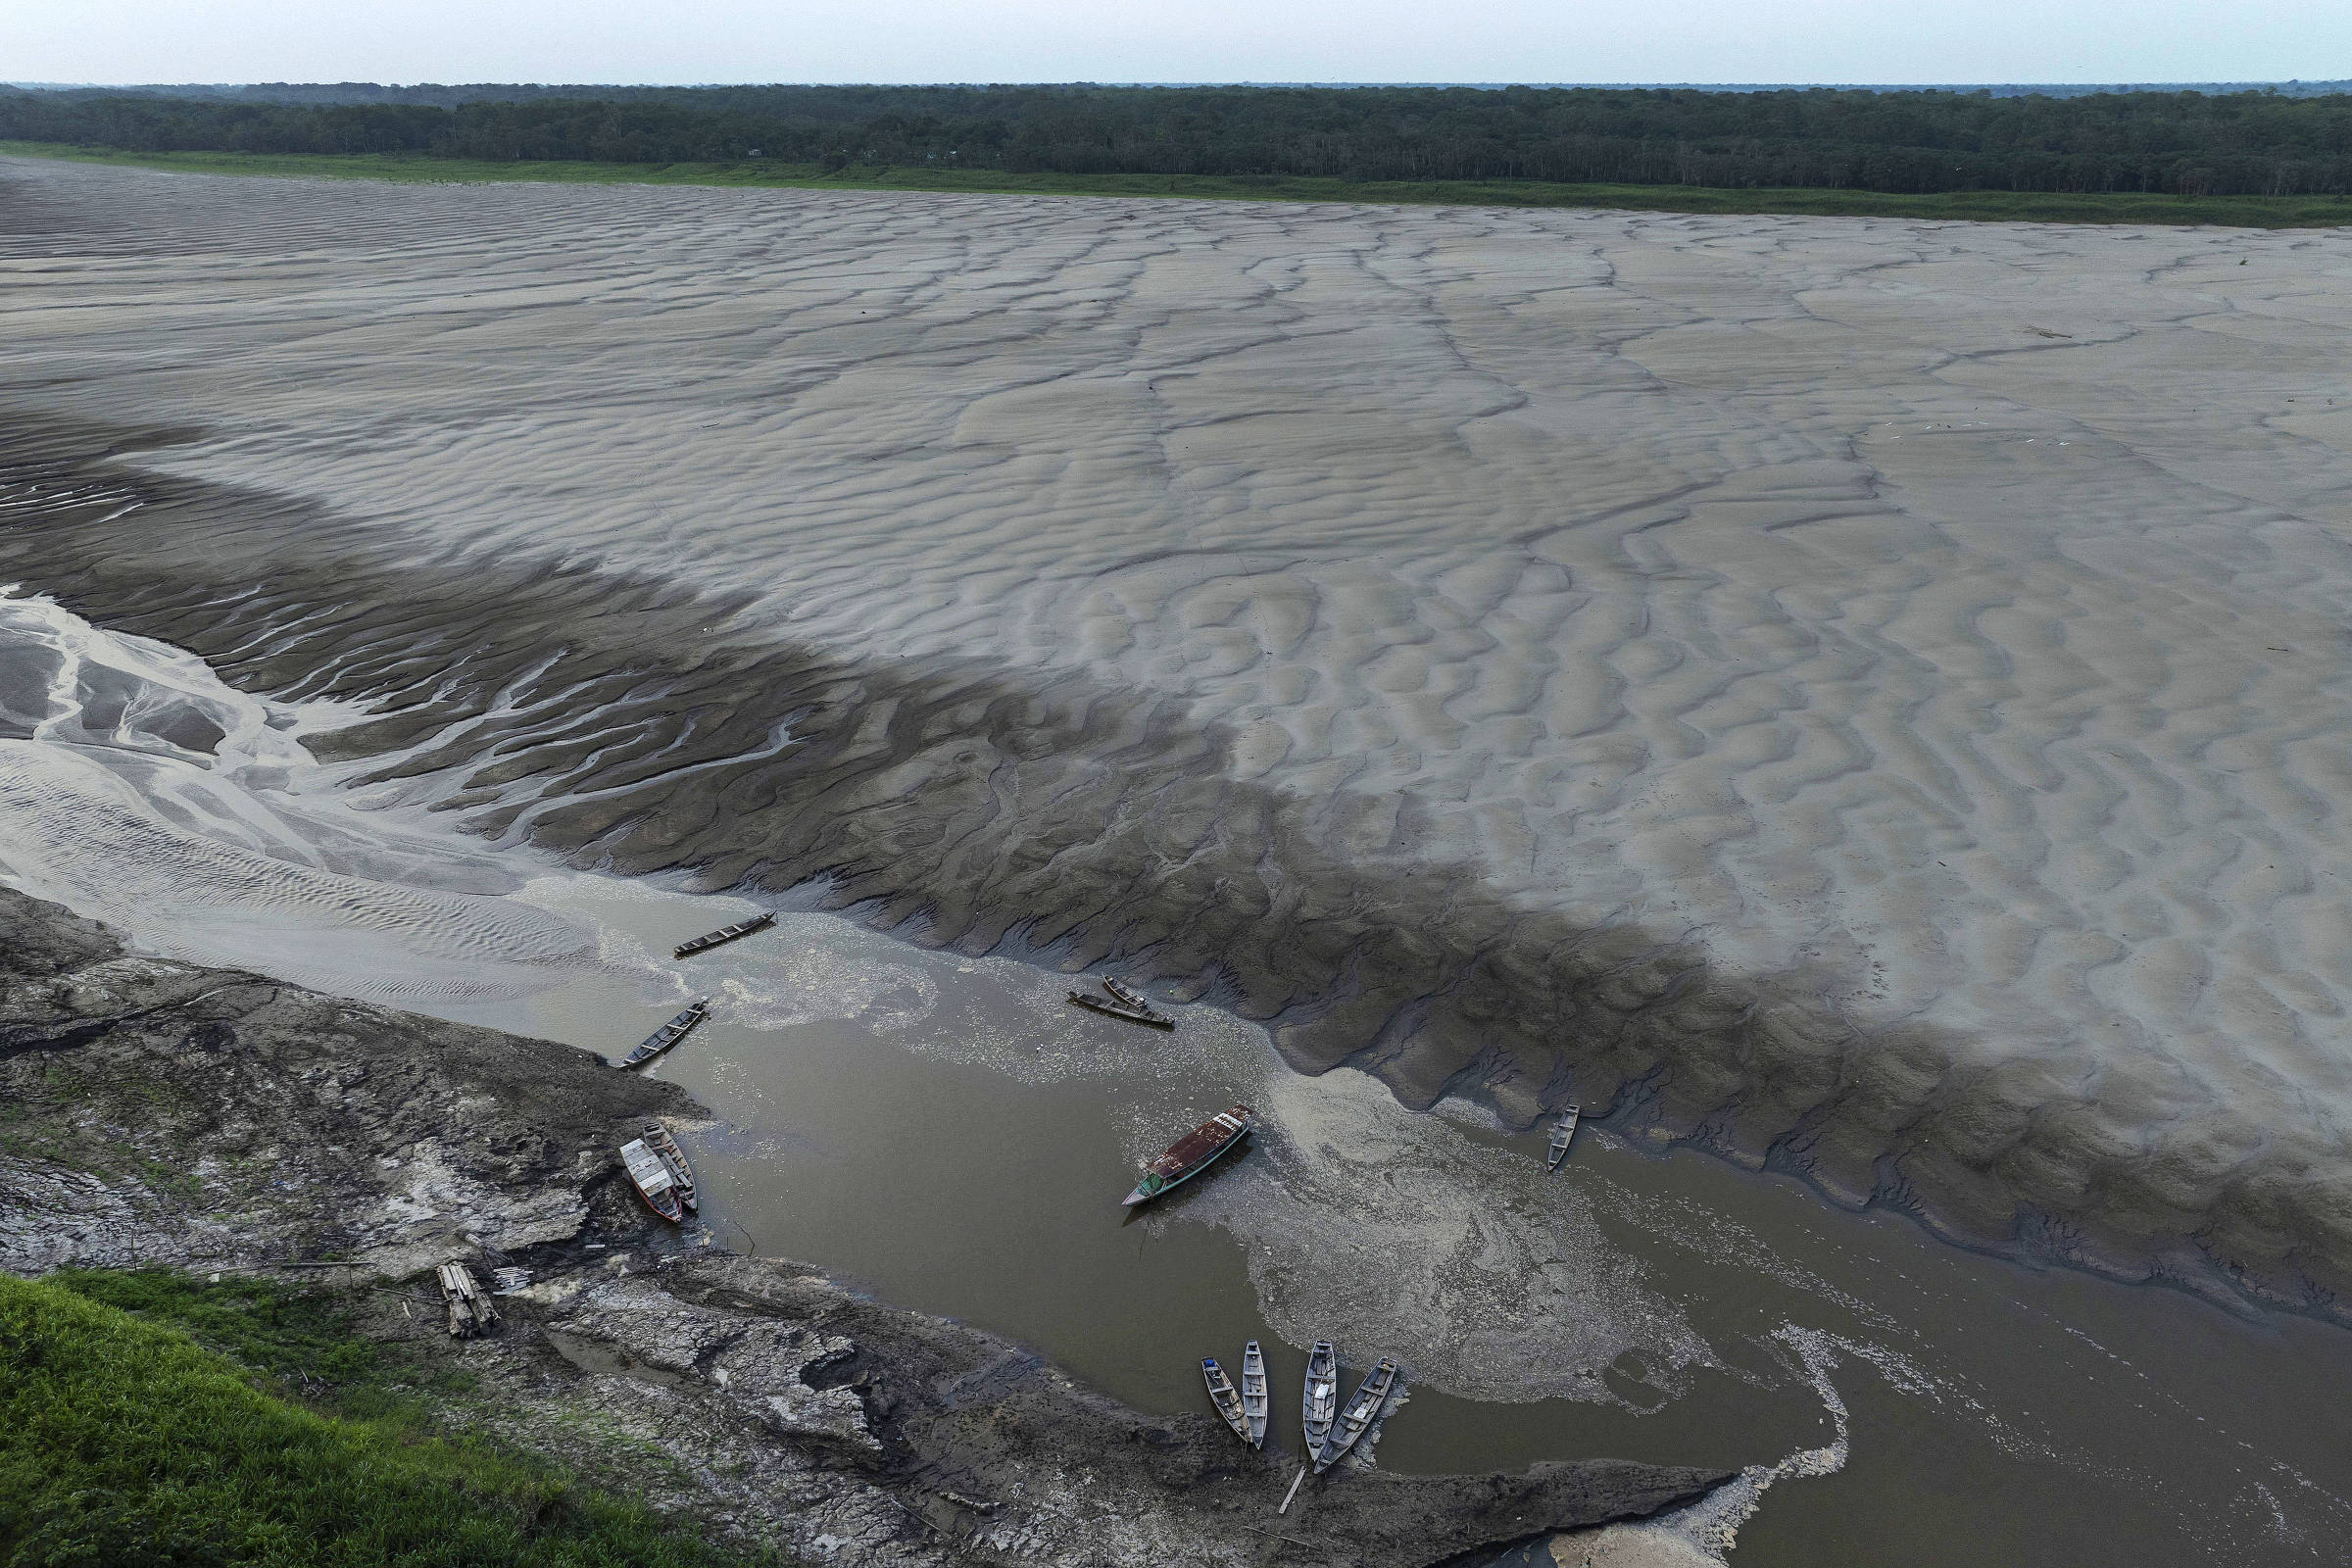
left=17, top=0, right=2350, bottom=95
left=13, top=77, right=2352, bottom=93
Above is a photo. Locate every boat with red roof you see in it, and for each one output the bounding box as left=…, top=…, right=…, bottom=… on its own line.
left=1121, top=1103, right=1254, bottom=1206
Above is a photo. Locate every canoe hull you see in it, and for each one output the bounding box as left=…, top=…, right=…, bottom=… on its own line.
left=621, top=999, right=709, bottom=1069
left=1203, top=1358, right=1252, bottom=1445
left=1301, top=1340, right=1338, bottom=1453
left=1068, top=992, right=1176, bottom=1029
left=1544, top=1105, right=1582, bottom=1171
left=674, top=912, right=775, bottom=958
left=1241, top=1340, right=1269, bottom=1449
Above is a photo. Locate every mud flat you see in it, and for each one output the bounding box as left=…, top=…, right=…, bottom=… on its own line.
left=0, top=887, right=1728, bottom=1565
left=9, top=155, right=2352, bottom=1324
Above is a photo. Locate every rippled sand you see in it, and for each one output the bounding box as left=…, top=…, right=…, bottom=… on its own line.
left=8, top=156, right=2352, bottom=1311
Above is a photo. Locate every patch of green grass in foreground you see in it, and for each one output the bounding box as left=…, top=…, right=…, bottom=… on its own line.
left=0, top=1270, right=761, bottom=1567
left=6, top=140, right=2351, bottom=227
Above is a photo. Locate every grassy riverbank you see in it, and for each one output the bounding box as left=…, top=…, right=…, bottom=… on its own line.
left=0, top=1269, right=759, bottom=1567
left=7, top=140, right=2350, bottom=226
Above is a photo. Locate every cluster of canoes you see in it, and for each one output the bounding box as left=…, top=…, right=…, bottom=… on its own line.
left=612, top=912, right=780, bottom=1218
left=615, top=914, right=776, bottom=1077
left=609, top=926, right=1589, bottom=1493
left=1203, top=1339, right=1400, bottom=1474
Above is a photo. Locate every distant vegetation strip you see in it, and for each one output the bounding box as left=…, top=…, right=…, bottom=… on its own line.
left=8, top=82, right=2352, bottom=200
left=7, top=141, right=2351, bottom=227
left=0, top=1269, right=760, bottom=1566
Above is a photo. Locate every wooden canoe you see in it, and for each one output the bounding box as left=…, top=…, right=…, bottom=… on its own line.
left=1241, top=1340, right=1269, bottom=1449
left=622, top=998, right=709, bottom=1069
left=673, top=911, right=774, bottom=958
left=1301, top=1340, right=1339, bottom=1454
left=1203, top=1357, right=1252, bottom=1445
left=1101, top=976, right=1167, bottom=1019
left=620, top=1137, right=684, bottom=1222
left=1545, top=1103, right=1582, bottom=1171
left=1067, top=991, right=1176, bottom=1030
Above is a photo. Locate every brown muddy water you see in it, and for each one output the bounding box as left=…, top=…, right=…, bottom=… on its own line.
left=430, top=879, right=2352, bottom=1567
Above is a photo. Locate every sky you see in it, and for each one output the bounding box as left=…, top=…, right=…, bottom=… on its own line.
left=14, top=0, right=2350, bottom=88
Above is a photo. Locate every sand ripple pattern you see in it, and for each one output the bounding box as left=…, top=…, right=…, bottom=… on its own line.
left=0, top=588, right=592, bottom=1002
left=9, top=159, right=2352, bottom=1310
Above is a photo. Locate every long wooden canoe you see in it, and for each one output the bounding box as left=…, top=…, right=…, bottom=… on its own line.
left=1241, top=1340, right=1269, bottom=1449
left=674, top=911, right=775, bottom=958
left=1203, top=1357, right=1252, bottom=1445
left=1546, top=1103, right=1582, bottom=1171
left=622, top=998, right=709, bottom=1069
left=1101, top=976, right=1167, bottom=1018
left=1301, top=1341, right=1339, bottom=1455
left=1067, top=991, right=1177, bottom=1030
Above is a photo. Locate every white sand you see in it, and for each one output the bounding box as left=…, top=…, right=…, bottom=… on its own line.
left=9, top=158, right=2352, bottom=1283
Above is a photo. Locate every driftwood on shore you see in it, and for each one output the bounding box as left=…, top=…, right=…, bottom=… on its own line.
left=437, top=1262, right=499, bottom=1338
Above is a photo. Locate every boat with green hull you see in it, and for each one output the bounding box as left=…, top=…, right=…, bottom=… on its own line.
left=1121, top=1103, right=1254, bottom=1206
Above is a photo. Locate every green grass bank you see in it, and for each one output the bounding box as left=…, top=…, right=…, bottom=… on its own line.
left=0, top=1269, right=760, bottom=1567
left=7, top=141, right=2351, bottom=227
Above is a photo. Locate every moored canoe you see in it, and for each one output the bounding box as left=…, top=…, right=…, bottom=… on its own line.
left=1203, top=1356, right=1252, bottom=1445
left=674, top=911, right=775, bottom=958
left=1301, top=1340, right=1339, bottom=1454
left=620, top=1137, right=685, bottom=1222
left=1315, top=1356, right=1399, bottom=1472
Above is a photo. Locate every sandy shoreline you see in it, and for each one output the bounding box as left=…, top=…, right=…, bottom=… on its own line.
left=9, top=155, right=2352, bottom=1323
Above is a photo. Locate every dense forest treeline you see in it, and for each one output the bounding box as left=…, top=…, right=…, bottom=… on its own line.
left=7, top=82, right=2352, bottom=196
left=28, top=79, right=2352, bottom=105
